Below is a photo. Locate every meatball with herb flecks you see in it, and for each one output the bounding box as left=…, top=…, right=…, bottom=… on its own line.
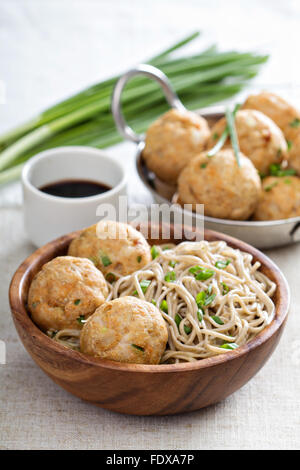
left=28, top=256, right=108, bottom=332
left=143, top=108, right=210, bottom=184
left=253, top=176, right=300, bottom=220
left=80, top=297, right=168, bottom=364
left=68, top=221, right=151, bottom=277
left=207, top=110, right=287, bottom=174
left=178, top=148, right=261, bottom=220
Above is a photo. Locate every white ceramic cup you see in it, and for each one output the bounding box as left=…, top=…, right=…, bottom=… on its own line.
left=22, top=146, right=127, bottom=246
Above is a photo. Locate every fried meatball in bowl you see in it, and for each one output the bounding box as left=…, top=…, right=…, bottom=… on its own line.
left=207, top=109, right=287, bottom=174
left=28, top=256, right=108, bottom=332
left=242, top=91, right=300, bottom=142
left=287, top=133, right=300, bottom=175
left=143, top=108, right=210, bottom=184
left=178, top=148, right=261, bottom=220
left=68, top=221, right=151, bottom=277
left=80, top=296, right=168, bottom=364
left=253, top=176, right=300, bottom=220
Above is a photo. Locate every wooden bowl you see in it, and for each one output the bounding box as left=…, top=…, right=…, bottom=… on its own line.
left=9, top=224, right=289, bottom=415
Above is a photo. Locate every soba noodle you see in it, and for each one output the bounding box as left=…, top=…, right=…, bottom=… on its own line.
left=48, top=240, right=276, bottom=363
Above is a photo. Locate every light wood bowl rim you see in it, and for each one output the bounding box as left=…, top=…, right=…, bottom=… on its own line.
left=9, top=225, right=290, bottom=374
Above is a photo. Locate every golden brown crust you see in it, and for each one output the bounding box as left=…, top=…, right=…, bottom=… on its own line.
left=207, top=110, right=287, bottom=174
left=28, top=256, right=108, bottom=331
left=68, top=221, right=151, bottom=277
left=242, top=91, right=300, bottom=141
left=253, top=176, right=300, bottom=220
left=80, top=297, right=168, bottom=364
left=178, top=149, right=261, bottom=220
left=143, top=109, right=210, bottom=184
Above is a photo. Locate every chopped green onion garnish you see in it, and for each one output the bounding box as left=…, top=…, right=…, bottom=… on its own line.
left=207, top=104, right=240, bottom=158
left=160, top=300, right=168, bottom=313
left=175, top=313, right=192, bottom=334
left=211, top=315, right=224, bottom=325
left=184, top=325, right=192, bottom=335
left=289, top=118, right=300, bottom=128
left=151, top=299, right=157, bottom=306
left=215, top=260, right=230, bottom=269
left=264, top=181, right=278, bottom=192
left=175, top=313, right=181, bottom=328
left=137, top=255, right=142, bottom=263
left=225, top=106, right=241, bottom=166
left=196, top=289, right=216, bottom=307
left=200, top=163, right=207, bottom=168
left=74, top=299, right=81, bottom=305
left=212, top=132, right=219, bottom=141
left=284, top=179, right=292, bottom=185
left=131, top=344, right=144, bottom=352
left=269, top=163, right=296, bottom=177
left=99, top=250, right=112, bottom=267
left=105, top=272, right=116, bottom=283
left=164, top=271, right=176, bottom=282
left=189, top=265, right=215, bottom=280
left=162, top=246, right=171, bottom=251
left=197, top=308, right=204, bottom=322
left=169, top=260, right=177, bottom=268
left=77, top=315, right=86, bottom=325
left=221, top=282, right=229, bottom=295
left=221, top=343, right=238, bottom=350
left=133, top=279, right=151, bottom=295
left=151, top=245, right=159, bottom=260
left=287, top=140, right=293, bottom=151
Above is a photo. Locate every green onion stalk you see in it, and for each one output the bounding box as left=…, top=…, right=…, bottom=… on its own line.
left=0, top=31, right=268, bottom=185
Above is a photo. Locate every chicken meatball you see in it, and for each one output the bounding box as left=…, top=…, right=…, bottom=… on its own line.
left=68, top=221, right=151, bottom=277
left=253, top=176, right=300, bottom=221
left=178, top=149, right=261, bottom=220
left=80, top=297, right=168, bottom=364
left=287, top=133, right=300, bottom=175
left=207, top=110, right=287, bottom=174
left=243, top=91, right=300, bottom=142
left=28, top=256, right=108, bottom=332
left=143, top=108, right=210, bottom=184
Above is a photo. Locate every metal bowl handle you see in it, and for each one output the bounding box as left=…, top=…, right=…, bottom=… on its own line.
left=111, top=64, right=185, bottom=144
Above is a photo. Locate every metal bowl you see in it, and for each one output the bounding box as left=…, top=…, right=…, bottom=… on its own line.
left=112, top=65, right=300, bottom=249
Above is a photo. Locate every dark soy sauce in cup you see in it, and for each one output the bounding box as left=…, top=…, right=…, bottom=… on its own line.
left=40, top=179, right=111, bottom=198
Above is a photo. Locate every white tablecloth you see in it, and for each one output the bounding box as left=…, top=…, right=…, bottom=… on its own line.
left=0, top=0, right=299, bottom=450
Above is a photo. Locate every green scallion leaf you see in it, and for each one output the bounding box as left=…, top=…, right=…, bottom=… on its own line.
left=151, top=299, right=157, bottom=306
left=160, top=300, right=168, bottom=313
left=289, top=118, right=300, bottom=128
left=133, top=279, right=151, bottom=295
left=131, top=344, right=144, bottom=352
left=74, top=299, right=81, bottom=306
left=164, top=271, right=176, bottom=282
left=189, top=265, right=215, bottom=280
left=151, top=245, right=159, bottom=260
left=221, top=342, right=238, bottom=350
left=269, top=163, right=296, bottom=177
left=99, top=250, right=112, bottom=267
left=197, top=308, right=204, bottom=322
left=225, top=106, right=241, bottom=166
left=137, top=255, right=142, bottom=263
left=211, top=315, right=224, bottom=325
left=105, top=272, right=116, bottom=283
left=287, top=140, right=293, bottom=151
left=215, top=260, right=230, bottom=269
left=77, top=315, right=86, bottom=325
left=169, top=260, right=177, bottom=268
left=264, top=181, right=278, bottom=192
left=221, top=282, right=229, bottom=295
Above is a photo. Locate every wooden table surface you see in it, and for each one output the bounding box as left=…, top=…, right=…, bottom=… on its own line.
left=0, top=0, right=299, bottom=450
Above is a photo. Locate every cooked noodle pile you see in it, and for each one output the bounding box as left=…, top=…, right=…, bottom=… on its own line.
left=49, top=240, right=276, bottom=363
